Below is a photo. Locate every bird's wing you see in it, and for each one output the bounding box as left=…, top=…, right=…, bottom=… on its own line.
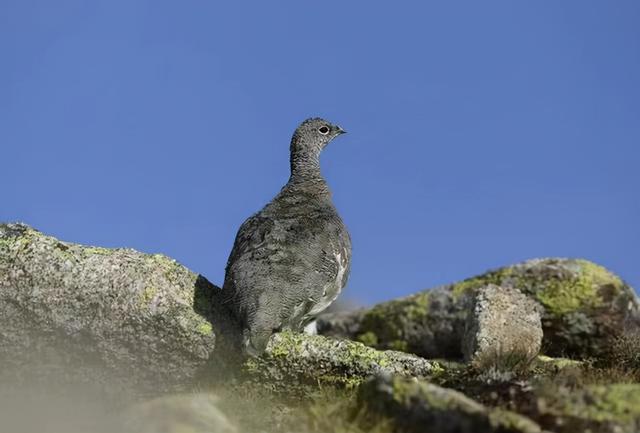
left=223, top=212, right=273, bottom=280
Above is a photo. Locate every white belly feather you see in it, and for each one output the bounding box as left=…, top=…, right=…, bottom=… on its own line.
left=308, top=250, right=347, bottom=316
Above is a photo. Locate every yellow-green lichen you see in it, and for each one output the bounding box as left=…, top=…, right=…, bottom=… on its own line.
left=196, top=322, right=213, bottom=336
left=535, top=355, right=582, bottom=371
left=141, top=285, right=158, bottom=304
left=534, top=261, right=619, bottom=315
left=388, top=340, right=409, bottom=352
left=405, top=292, right=431, bottom=321
left=268, top=331, right=304, bottom=358
left=356, top=293, right=431, bottom=351
left=450, top=267, right=513, bottom=300
left=488, top=408, right=541, bottom=432
left=357, top=331, right=379, bottom=346
left=551, top=384, right=640, bottom=424
left=585, top=384, right=640, bottom=422
left=84, top=246, right=112, bottom=255
left=149, top=253, right=186, bottom=287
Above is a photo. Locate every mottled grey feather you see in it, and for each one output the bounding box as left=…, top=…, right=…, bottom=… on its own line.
left=222, top=117, right=351, bottom=356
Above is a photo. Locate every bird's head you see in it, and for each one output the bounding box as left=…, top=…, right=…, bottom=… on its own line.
left=291, top=117, right=346, bottom=154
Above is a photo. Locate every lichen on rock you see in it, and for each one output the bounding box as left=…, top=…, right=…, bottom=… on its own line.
left=244, top=330, right=442, bottom=392
left=535, top=383, right=640, bottom=433
left=0, top=223, right=223, bottom=394
left=358, top=374, right=542, bottom=433
left=318, top=258, right=639, bottom=359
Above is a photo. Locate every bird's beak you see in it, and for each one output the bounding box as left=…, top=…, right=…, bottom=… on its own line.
left=335, top=126, right=347, bottom=135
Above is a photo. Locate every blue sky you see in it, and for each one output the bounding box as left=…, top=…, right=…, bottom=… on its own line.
left=2, top=1, right=638, bottom=304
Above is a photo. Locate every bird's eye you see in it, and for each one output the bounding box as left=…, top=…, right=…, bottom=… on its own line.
left=318, top=126, right=330, bottom=135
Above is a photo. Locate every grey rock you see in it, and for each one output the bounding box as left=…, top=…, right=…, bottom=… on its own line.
left=533, top=383, right=640, bottom=433
left=317, top=258, right=639, bottom=359
left=223, top=117, right=351, bottom=356
left=358, top=374, right=542, bottom=433
left=0, top=223, right=226, bottom=394
left=123, top=393, right=238, bottom=433
left=243, top=331, right=440, bottom=392
left=315, top=308, right=366, bottom=337
left=462, top=284, right=543, bottom=370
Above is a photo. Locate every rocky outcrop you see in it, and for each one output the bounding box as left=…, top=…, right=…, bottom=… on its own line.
left=0, top=223, right=440, bottom=397
left=244, top=331, right=441, bottom=391
left=462, top=284, right=543, bottom=370
left=0, top=223, right=225, bottom=394
left=318, top=258, right=639, bottom=359
left=3, top=223, right=640, bottom=433
left=124, top=394, right=238, bottom=433
left=533, top=383, right=640, bottom=433
left=358, top=375, right=542, bottom=433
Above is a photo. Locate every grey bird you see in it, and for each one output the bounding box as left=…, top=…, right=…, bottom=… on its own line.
left=222, top=117, right=351, bottom=356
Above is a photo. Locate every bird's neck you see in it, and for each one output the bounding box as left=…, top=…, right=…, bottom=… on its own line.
left=288, top=148, right=329, bottom=194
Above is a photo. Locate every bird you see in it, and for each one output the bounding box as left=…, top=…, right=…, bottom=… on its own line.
left=222, top=117, right=351, bottom=356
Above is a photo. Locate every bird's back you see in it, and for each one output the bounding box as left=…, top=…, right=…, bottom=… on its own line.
left=223, top=183, right=351, bottom=349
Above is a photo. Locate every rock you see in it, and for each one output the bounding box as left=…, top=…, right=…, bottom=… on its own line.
left=244, top=330, right=441, bottom=391
left=318, top=286, right=463, bottom=357
left=462, top=284, right=543, bottom=371
left=315, top=308, right=366, bottom=338
left=535, top=383, right=640, bottom=433
left=317, top=258, right=639, bottom=359
left=0, top=223, right=229, bottom=394
left=358, top=374, right=542, bottom=433
left=123, top=393, right=238, bottom=433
